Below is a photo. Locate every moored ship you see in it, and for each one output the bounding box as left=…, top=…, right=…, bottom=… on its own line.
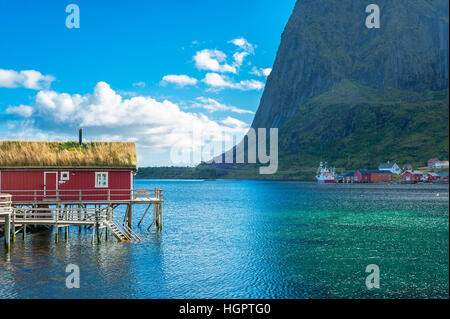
left=316, top=162, right=336, bottom=184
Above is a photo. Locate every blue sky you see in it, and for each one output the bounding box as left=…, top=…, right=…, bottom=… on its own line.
left=0, top=0, right=295, bottom=166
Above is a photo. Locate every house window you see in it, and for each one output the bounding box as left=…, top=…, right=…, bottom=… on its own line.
left=60, top=171, right=70, bottom=181
left=95, top=172, right=108, bottom=188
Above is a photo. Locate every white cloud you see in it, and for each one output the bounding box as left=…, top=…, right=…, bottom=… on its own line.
left=6, top=104, right=33, bottom=117
left=202, top=73, right=233, bottom=88
left=250, top=67, right=272, bottom=77
left=233, top=51, right=249, bottom=67
left=0, top=69, right=55, bottom=90
left=193, top=97, right=254, bottom=114
left=221, top=116, right=248, bottom=128
left=229, top=38, right=255, bottom=68
left=229, top=37, right=255, bottom=54
left=238, top=79, right=265, bottom=90
left=202, top=73, right=265, bottom=91
left=194, top=49, right=237, bottom=74
left=162, top=74, right=198, bottom=87
left=132, top=81, right=146, bottom=88
left=17, top=82, right=248, bottom=155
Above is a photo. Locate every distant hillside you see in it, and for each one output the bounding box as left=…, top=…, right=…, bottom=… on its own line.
left=202, top=0, right=449, bottom=179
left=137, top=167, right=223, bottom=179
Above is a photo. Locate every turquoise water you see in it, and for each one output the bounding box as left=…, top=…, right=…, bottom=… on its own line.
left=0, top=180, right=448, bottom=298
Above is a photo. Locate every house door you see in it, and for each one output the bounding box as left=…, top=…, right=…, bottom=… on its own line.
left=44, top=172, right=58, bottom=199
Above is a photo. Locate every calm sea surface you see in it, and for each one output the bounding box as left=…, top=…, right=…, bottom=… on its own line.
left=1, top=180, right=448, bottom=298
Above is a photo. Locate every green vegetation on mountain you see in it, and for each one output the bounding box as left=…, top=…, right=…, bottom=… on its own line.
left=278, top=82, right=449, bottom=172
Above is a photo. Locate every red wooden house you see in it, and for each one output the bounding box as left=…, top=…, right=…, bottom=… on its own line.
left=355, top=170, right=393, bottom=183
left=0, top=140, right=137, bottom=202
left=343, top=171, right=356, bottom=183
left=402, top=171, right=423, bottom=183
left=423, top=172, right=439, bottom=182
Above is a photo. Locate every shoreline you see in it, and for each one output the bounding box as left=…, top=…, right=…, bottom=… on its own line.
left=135, top=177, right=450, bottom=185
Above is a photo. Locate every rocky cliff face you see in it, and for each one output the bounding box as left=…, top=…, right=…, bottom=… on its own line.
left=252, top=0, right=449, bottom=130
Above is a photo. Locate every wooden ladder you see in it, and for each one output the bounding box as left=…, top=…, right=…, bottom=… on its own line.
left=103, top=212, right=141, bottom=242
left=104, top=220, right=130, bottom=242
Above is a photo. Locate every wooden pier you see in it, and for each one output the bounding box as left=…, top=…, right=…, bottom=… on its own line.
left=0, top=189, right=163, bottom=253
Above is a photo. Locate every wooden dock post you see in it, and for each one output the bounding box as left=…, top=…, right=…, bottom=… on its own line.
left=153, top=203, right=162, bottom=231
left=55, top=205, right=59, bottom=243
left=65, top=226, right=69, bottom=241
left=105, top=206, right=111, bottom=241
left=23, top=209, right=26, bottom=240
left=126, top=204, right=132, bottom=229
left=55, top=227, right=59, bottom=243
left=78, top=204, right=82, bottom=233
left=95, top=208, right=101, bottom=244
left=4, top=214, right=11, bottom=253
left=11, top=209, right=15, bottom=242
left=158, top=204, right=162, bottom=231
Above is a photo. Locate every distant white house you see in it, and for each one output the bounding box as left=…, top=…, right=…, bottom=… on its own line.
left=378, top=162, right=401, bottom=175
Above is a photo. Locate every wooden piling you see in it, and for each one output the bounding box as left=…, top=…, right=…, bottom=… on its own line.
left=55, top=205, right=59, bottom=243
left=126, top=204, right=133, bottom=229
left=23, top=209, right=26, bottom=240
left=55, top=227, right=59, bottom=243
left=78, top=204, right=82, bottom=233
left=4, top=214, right=11, bottom=253
left=158, top=204, right=162, bottom=231
left=95, top=208, right=101, bottom=243
left=11, top=210, right=15, bottom=242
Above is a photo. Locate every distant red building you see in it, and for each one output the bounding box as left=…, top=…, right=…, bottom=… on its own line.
left=428, top=158, right=439, bottom=168
left=343, top=171, right=356, bottom=183
left=402, top=171, right=423, bottom=183
left=423, top=172, right=439, bottom=182
left=355, top=170, right=393, bottom=183
left=428, top=158, right=449, bottom=169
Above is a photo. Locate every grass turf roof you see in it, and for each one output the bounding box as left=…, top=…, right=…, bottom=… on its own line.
left=0, top=141, right=137, bottom=168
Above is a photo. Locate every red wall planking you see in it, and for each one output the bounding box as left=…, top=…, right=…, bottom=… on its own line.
left=0, top=169, right=133, bottom=202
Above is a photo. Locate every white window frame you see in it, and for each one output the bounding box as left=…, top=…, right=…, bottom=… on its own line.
left=60, top=171, right=70, bottom=181
left=95, top=172, right=109, bottom=188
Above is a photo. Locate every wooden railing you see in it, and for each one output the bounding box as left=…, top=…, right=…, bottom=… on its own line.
left=11, top=205, right=108, bottom=224
left=0, top=194, right=12, bottom=216
left=0, top=188, right=163, bottom=202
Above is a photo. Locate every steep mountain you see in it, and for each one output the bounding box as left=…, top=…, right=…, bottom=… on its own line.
left=203, top=0, right=449, bottom=178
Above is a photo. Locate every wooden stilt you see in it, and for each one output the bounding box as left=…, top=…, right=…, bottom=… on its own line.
left=11, top=210, right=15, bottom=242
left=153, top=203, right=159, bottom=230
left=4, top=214, right=11, bottom=253
left=78, top=204, right=82, bottom=233
left=127, top=204, right=133, bottom=229
left=55, top=227, right=59, bottom=243
left=23, top=209, right=27, bottom=240
left=158, top=204, right=162, bottom=231
left=55, top=204, right=59, bottom=243
left=96, top=208, right=101, bottom=243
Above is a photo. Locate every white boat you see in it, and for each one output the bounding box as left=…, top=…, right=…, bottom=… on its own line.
left=316, top=162, right=336, bottom=184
